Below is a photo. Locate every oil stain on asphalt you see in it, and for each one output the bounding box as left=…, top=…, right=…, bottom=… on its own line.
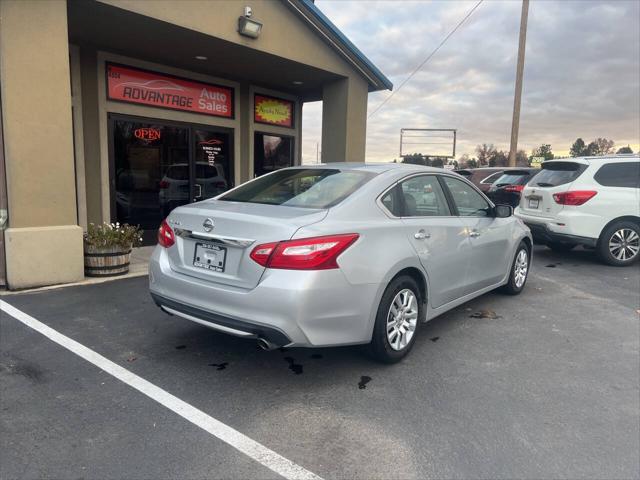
left=358, top=376, right=372, bottom=389
left=310, top=354, right=323, bottom=359
left=284, top=356, right=303, bottom=375
left=430, top=336, right=440, bottom=342
left=208, top=362, right=228, bottom=371
left=175, top=345, right=187, bottom=350
left=469, top=309, right=501, bottom=319
left=0, top=356, right=46, bottom=383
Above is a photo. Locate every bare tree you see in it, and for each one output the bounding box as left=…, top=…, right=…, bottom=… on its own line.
left=489, top=150, right=508, bottom=167
left=475, top=144, right=496, bottom=166
left=589, top=138, right=615, bottom=156
left=516, top=150, right=529, bottom=167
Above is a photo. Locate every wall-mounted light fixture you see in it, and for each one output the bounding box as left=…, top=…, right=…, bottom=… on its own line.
left=238, top=6, right=262, bottom=39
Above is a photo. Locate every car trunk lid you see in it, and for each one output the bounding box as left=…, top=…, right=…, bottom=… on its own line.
left=165, top=200, right=327, bottom=289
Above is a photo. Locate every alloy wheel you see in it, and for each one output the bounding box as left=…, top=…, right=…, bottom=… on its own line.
left=514, top=249, right=528, bottom=288
left=609, top=228, right=640, bottom=261
left=386, top=289, right=418, bottom=351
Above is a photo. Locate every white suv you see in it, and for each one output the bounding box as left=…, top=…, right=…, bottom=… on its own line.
left=515, top=155, right=640, bottom=266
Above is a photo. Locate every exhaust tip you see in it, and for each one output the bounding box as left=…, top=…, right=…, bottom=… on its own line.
left=257, top=338, right=277, bottom=351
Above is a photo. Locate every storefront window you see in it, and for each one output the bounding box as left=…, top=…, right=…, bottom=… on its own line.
left=110, top=116, right=233, bottom=244
left=112, top=120, right=188, bottom=243
left=254, top=133, right=294, bottom=177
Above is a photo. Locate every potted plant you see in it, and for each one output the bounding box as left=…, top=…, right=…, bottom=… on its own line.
left=83, top=222, right=143, bottom=277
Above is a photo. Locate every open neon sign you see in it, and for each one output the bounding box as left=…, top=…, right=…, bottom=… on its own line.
left=134, top=128, right=161, bottom=141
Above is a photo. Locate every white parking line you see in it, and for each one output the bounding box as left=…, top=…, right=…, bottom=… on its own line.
left=0, top=300, right=323, bottom=480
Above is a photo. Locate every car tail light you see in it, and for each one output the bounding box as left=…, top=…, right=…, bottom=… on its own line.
left=158, top=219, right=175, bottom=248
left=250, top=234, right=359, bottom=270
left=159, top=180, right=170, bottom=189
left=504, top=185, right=525, bottom=193
left=552, top=190, right=597, bottom=206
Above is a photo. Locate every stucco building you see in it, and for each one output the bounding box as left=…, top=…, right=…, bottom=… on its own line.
left=0, top=0, right=391, bottom=289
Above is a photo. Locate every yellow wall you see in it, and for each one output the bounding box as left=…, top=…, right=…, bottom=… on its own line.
left=99, top=0, right=359, bottom=80
left=0, top=0, right=77, bottom=227
left=0, top=0, right=84, bottom=288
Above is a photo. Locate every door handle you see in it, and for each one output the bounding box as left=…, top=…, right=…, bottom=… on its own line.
left=469, top=229, right=481, bottom=238
left=194, top=183, right=202, bottom=201
left=414, top=230, right=431, bottom=240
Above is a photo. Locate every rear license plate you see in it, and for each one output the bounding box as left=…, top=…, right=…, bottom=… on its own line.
left=528, top=198, right=539, bottom=209
left=193, top=242, right=226, bottom=272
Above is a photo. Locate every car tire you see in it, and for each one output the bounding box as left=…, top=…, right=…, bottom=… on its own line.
left=597, top=221, right=640, bottom=266
left=501, top=241, right=530, bottom=295
left=547, top=242, right=576, bottom=252
left=367, top=275, right=422, bottom=364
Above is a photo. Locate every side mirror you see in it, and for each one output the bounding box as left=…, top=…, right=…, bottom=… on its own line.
left=494, top=204, right=513, bottom=218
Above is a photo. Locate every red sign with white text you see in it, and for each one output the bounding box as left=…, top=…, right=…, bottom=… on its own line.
left=107, top=63, right=233, bottom=118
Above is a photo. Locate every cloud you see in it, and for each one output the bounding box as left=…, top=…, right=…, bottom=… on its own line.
left=302, top=0, right=640, bottom=162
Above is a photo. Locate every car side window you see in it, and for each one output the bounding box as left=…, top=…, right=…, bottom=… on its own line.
left=441, top=176, right=491, bottom=217
left=380, top=185, right=403, bottom=216
left=594, top=162, right=640, bottom=188
left=399, top=175, right=451, bottom=217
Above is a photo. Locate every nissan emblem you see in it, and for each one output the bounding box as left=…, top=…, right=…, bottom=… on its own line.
left=202, top=218, right=214, bottom=232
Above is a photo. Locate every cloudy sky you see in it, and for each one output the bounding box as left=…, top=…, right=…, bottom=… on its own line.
left=301, top=0, right=640, bottom=163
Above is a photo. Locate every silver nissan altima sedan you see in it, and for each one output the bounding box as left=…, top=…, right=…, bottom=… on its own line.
left=149, top=163, right=532, bottom=363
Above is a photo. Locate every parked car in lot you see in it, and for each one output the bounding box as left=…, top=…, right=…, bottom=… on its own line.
left=454, top=167, right=506, bottom=193
left=515, top=155, right=640, bottom=266
left=486, top=168, right=540, bottom=207
left=150, top=163, right=532, bottom=362
left=159, top=162, right=228, bottom=215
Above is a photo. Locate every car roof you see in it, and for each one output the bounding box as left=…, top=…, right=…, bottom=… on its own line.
left=543, top=154, right=639, bottom=165
left=498, top=168, right=537, bottom=173
left=290, top=162, right=448, bottom=174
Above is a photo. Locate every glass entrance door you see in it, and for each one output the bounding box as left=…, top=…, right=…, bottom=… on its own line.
left=194, top=129, right=233, bottom=201
left=110, top=116, right=233, bottom=244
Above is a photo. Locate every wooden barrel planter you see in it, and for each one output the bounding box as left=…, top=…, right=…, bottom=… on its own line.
left=84, top=245, right=132, bottom=277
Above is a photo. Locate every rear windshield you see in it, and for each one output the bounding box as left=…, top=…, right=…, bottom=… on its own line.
left=493, top=171, right=534, bottom=186
left=166, top=164, right=223, bottom=179
left=165, top=166, right=189, bottom=180
left=529, top=162, right=586, bottom=187
left=196, top=164, right=223, bottom=178
left=219, top=168, right=376, bottom=208
left=480, top=171, right=504, bottom=184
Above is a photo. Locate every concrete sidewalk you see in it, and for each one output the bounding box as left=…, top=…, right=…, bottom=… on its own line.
left=0, top=246, right=155, bottom=296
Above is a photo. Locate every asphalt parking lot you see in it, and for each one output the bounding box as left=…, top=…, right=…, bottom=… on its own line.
left=1, top=245, right=639, bottom=480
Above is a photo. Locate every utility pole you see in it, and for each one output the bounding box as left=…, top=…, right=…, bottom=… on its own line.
left=508, top=0, right=529, bottom=167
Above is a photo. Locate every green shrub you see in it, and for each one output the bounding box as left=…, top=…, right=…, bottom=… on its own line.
left=84, top=222, right=143, bottom=250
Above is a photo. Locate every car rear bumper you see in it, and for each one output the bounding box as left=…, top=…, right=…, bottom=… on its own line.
left=148, top=246, right=379, bottom=347
left=519, top=219, right=597, bottom=247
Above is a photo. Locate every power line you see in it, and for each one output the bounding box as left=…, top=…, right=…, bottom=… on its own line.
left=368, top=0, right=485, bottom=120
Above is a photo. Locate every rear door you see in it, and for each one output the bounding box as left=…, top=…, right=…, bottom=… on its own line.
left=383, top=174, right=472, bottom=308
left=592, top=160, right=640, bottom=228
left=519, top=161, right=587, bottom=219
left=440, top=175, right=512, bottom=291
